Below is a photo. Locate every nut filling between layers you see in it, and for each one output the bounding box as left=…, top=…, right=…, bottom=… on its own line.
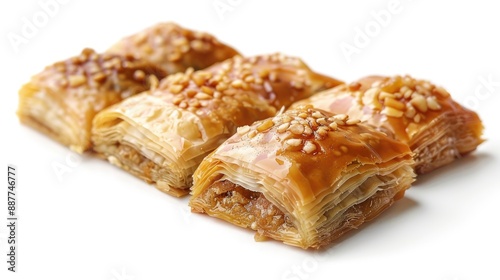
left=197, top=180, right=296, bottom=239
left=102, top=142, right=192, bottom=196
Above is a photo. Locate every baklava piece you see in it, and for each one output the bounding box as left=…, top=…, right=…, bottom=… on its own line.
left=17, top=48, right=166, bottom=153
left=190, top=106, right=415, bottom=249
left=292, top=75, right=484, bottom=174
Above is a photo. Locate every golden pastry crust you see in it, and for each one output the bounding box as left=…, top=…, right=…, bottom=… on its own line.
left=292, top=75, right=484, bottom=174
left=17, top=48, right=166, bottom=153
left=107, top=22, right=240, bottom=73
left=190, top=105, right=415, bottom=249
left=91, top=54, right=340, bottom=196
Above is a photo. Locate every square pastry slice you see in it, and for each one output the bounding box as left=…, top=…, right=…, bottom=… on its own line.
left=91, top=54, right=342, bottom=197
left=17, top=48, right=166, bottom=153
left=291, top=75, right=484, bottom=174
left=189, top=106, right=415, bottom=249
left=107, top=22, right=240, bottom=73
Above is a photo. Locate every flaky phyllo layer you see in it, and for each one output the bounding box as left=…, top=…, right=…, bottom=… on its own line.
left=291, top=75, right=484, bottom=174
left=409, top=110, right=483, bottom=174
left=92, top=54, right=341, bottom=196
left=92, top=91, right=273, bottom=196
left=190, top=106, right=415, bottom=249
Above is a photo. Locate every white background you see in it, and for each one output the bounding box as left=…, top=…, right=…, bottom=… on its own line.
left=1, top=1, right=500, bottom=280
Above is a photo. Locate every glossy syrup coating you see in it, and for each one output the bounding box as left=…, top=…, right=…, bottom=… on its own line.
left=107, top=22, right=240, bottom=73
left=203, top=54, right=343, bottom=109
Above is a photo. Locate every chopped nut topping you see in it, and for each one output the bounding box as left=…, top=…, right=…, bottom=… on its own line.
left=384, top=97, right=406, bottom=111
left=189, top=99, right=200, bottom=108
left=414, top=114, right=421, bottom=123
left=237, top=126, right=250, bottom=135
left=244, top=76, right=255, bottom=83
left=277, top=123, right=290, bottom=133
left=410, top=94, right=428, bottom=113
left=179, top=101, right=188, bottom=109
left=68, top=75, right=86, bottom=87
left=92, top=73, right=107, bottom=83
left=333, top=114, right=348, bottom=121
left=334, top=119, right=345, bottom=125
left=231, top=79, right=244, bottom=88
left=317, top=118, right=328, bottom=126
left=289, top=123, right=305, bottom=135
left=405, top=105, right=417, bottom=118
left=192, top=74, right=206, bottom=87
left=257, top=119, right=275, bottom=132
left=379, top=91, right=393, bottom=100
left=311, top=111, right=323, bottom=118
left=282, top=115, right=293, bottom=123
left=172, top=96, right=183, bottom=105
left=303, top=126, right=313, bottom=136
left=303, top=141, right=317, bottom=154
left=215, top=83, right=228, bottom=92
left=346, top=119, right=361, bottom=125
left=200, top=86, right=214, bottom=95
left=403, top=89, right=413, bottom=99
left=169, top=84, right=184, bottom=94
left=213, top=91, right=222, bottom=99
left=382, top=106, right=404, bottom=118
left=285, top=139, right=302, bottom=147
left=357, top=75, right=447, bottom=124
left=340, top=145, right=349, bottom=153
left=185, top=89, right=198, bottom=98
left=427, top=96, right=441, bottom=110
left=316, top=126, right=329, bottom=137
left=298, top=112, right=308, bottom=119
left=195, top=92, right=212, bottom=100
